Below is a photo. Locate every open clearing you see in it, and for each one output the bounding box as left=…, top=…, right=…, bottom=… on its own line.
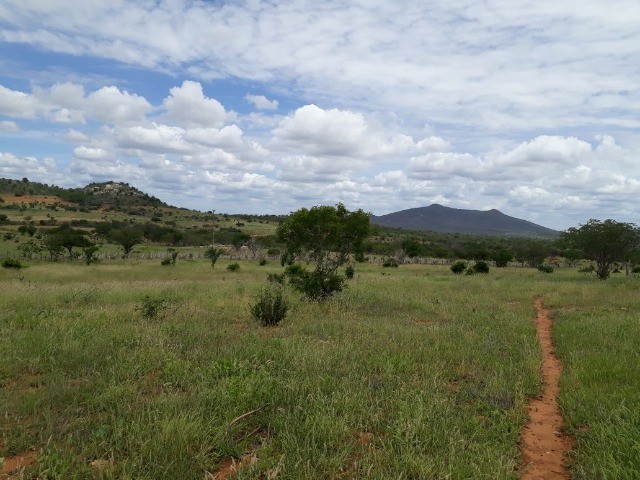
left=1, top=261, right=639, bottom=479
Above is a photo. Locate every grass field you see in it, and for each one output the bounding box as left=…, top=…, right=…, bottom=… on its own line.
left=1, top=260, right=638, bottom=479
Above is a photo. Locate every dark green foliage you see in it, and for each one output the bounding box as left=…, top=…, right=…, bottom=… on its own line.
left=250, top=286, right=289, bottom=326
left=472, top=261, right=490, bottom=274
left=259, top=258, right=268, bottom=266
left=451, top=261, right=467, bottom=274
left=267, top=273, right=286, bottom=284
left=107, top=225, right=143, bottom=257
left=538, top=264, right=554, bottom=273
left=492, top=247, right=513, bottom=267
left=401, top=238, right=423, bottom=257
left=160, top=258, right=172, bottom=266
left=345, top=265, right=355, bottom=279
left=46, top=224, right=93, bottom=259
left=0, top=213, right=8, bottom=224
left=2, top=258, right=25, bottom=269
left=632, top=265, right=640, bottom=274
left=562, top=219, right=640, bottom=280
left=82, top=245, right=100, bottom=265
left=226, top=262, right=240, bottom=271
left=136, top=295, right=169, bottom=319
left=204, top=247, right=224, bottom=267
left=382, top=257, right=399, bottom=268
left=285, top=265, right=346, bottom=300
left=277, top=203, right=370, bottom=300
left=578, top=264, right=595, bottom=273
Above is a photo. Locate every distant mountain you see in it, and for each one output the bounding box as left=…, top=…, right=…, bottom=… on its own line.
left=371, top=204, right=558, bottom=237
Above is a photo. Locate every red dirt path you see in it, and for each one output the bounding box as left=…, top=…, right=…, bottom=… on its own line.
left=520, top=299, right=572, bottom=480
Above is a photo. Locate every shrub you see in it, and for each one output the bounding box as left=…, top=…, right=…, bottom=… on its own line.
left=382, top=257, right=399, bottom=268
left=259, top=258, right=268, bottom=266
left=204, top=247, right=224, bottom=268
left=578, top=264, right=595, bottom=273
left=285, top=264, right=346, bottom=300
left=250, top=286, right=289, bottom=326
left=267, top=273, right=286, bottom=284
left=632, top=265, right=640, bottom=274
left=451, top=261, right=467, bottom=274
left=345, top=265, right=355, bottom=279
left=472, top=261, right=490, bottom=274
left=465, top=268, right=476, bottom=276
left=227, top=262, right=240, bottom=272
left=160, top=258, right=172, bottom=266
left=137, top=295, right=169, bottom=319
left=2, top=258, right=25, bottom=269
left=538, top=264, right=554, bottom=273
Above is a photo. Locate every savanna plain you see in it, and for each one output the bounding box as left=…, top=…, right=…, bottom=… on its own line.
left=1, top=261, right=639, bottom=479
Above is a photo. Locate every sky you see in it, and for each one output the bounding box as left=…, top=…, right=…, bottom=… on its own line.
left=1, top=1, right=639, bottom=230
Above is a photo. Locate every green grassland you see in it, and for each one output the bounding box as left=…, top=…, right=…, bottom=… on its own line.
left=1, top=260, right=638, bottom=479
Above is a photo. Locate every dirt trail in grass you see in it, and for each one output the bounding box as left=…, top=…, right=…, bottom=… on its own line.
left=520, top=298, right=572, bottom=480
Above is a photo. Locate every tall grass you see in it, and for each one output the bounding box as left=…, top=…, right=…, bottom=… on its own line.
left=1, top=262, right=637, bottom=478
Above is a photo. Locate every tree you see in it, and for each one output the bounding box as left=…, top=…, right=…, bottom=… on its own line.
left=276, top=203, right=370, bottom=300
left=561, top=219, right=640, bottom=280
left=492, top=247, right=513, bottom=268
left=47, top=224, right=93, bottom=259
left=108, top=226, right=143, bottom=257
left=204, top=247, right=224, bottom=267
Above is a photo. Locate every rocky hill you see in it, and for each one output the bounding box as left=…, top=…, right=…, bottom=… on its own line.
left=0, top=178, right=170, bottom=210
left=371, top=204, right=558, bottom=237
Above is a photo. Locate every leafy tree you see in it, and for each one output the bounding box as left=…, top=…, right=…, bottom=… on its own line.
left=492, top=247, right=513, bottom=268
left=561, top=219, right=640, bottom=280
left=108, top=226, right=143, bottom=257
left=83, top=245, right=100, bottom=265
left=46, top=224, right=93, bottom=259
left=401, top=238, right=423, bottom=258
left=204, top=247, right=224, bottom=267
left=277, top=203, right=370, bottom=300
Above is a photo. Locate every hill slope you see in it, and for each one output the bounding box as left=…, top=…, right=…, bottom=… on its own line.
left=0, top=178, right=170, bottom=209
left=371, top=204, right=558, bottom=237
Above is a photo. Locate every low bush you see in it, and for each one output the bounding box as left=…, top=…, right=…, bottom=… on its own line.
left=345, top=265, right=355, bottom=279
left=267, top=273, right=286, bottom=284
left=578, top=264, right=595, bottom=273
left=2, top=258, right=25, bottom=269
left=227, top=262, right=240, bottom=272
left=472, top=261, right=490, bottom=274
left=136, top=295, right=169, bottom=320
left=451, top=261, right=467, bottom=274
left=382, top=257, right=399, bottom=268
left=160, top=258, right=172, bottom=266
left=538, top=264, right=554, bottom=273
left=250, top=286, right=289, bottom=326
left=259, top=258, right=268, bottom=266
left=632, top=265, right=640, bottom=274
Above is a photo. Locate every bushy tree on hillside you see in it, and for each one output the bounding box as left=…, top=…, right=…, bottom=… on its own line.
left=108, top=225, right=143, bottom=257
left=277, top=203, right=370, bottom=300
left=561, top=219, right=640, bottom=280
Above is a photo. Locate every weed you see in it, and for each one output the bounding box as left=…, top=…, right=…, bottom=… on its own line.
left=2, top=258, right=25, bottom=269
left=136, top=295, right=169, bottom=319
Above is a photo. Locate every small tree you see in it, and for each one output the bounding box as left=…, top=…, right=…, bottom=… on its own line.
left=492, top=247, right=513, bottom=268
left=204, top=247, right=224, bottom=267
left=561, top=219, right=640, bottom=280
left=277, top=203, right=370, bottom=300
left=108, top=226, right=143, bottom=258
left=83, top=245, right=100, bottom=265
left=47, top=224, right=93, bottom=259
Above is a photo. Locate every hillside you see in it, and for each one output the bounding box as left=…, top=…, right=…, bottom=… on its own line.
left=371, top=204, right=558, bottom=237
left=0, top=178, right=170, bottom=209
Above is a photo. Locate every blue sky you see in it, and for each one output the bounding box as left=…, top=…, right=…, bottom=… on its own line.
left=1, top=0, right=639, bottom=229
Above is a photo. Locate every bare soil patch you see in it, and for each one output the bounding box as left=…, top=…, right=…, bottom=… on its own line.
left=520, top=298, right=572, bottom=480
left=0, top=436, right=36, bottom=479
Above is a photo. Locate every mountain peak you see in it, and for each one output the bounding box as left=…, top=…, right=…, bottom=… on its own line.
left=371, top=205, right=557, bottom=237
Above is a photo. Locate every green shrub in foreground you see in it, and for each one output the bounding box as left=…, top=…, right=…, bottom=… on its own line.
left=382, top=257, right=399, bottom=268
left=538, top=264, right=554, bottom=273
left=250, top=286, right=289, bottom=326
left=227, top=262, right=240, bottom=271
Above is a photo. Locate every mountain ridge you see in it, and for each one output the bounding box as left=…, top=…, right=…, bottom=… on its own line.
left=371, top=204, right=558, bottom=237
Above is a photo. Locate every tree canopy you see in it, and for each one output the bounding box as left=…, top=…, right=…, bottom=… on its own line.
left=276, top=203, right=370, bottom=299
left=561, top=219, right=640, bottom=279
